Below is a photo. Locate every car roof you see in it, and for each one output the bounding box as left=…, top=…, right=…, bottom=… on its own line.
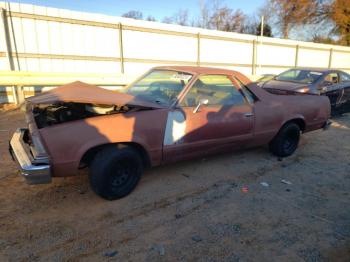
left=287, top=68, right=344, bottom=74
left=153, top=66, right=252, bottom=85
left=154, top=66, right=238, bottom=75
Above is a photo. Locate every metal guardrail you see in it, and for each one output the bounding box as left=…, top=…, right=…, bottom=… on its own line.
left=0, top=71, right=134, bottom=104
left=0, top=71, right=133, bottom=85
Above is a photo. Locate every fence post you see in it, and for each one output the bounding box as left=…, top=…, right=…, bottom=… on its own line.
left=328, top=48, right=333, bottom=68
left=252, top=40, right=257, bottom=75
left=1, top=8, right=14, bottom=70
left=196, top=33, right=200, bottom=66
left=0, top=7, right=20, bottom=104
left=119, top=23, right=124, bottom=74
left=294, top=45, right=299, bottom=68
left=17, top=85, right=25, bottom=104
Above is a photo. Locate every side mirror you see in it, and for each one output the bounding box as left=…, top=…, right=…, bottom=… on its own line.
left=193, top=98, right=209, bottom=113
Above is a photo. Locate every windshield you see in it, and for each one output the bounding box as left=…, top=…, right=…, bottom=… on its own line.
left=125, top=70, right=193, bottom=106
left=275, top=69, right=323, bottom=84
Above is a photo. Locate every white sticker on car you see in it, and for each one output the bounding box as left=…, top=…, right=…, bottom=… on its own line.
left=163, top=110, right=186, bottom=145
left=171, top=73, right=192, bottom=82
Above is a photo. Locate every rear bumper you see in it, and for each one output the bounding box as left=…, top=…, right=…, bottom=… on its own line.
left=9, top=128, right=51, bottom=184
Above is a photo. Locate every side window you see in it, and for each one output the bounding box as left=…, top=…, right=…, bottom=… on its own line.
left=233, top=76, right=255, bottom=103
left=324, top=73, right=339, bottom=84
left=181, top=75, right=246, bottom=107
left=340, top=72, right=350, bottom=82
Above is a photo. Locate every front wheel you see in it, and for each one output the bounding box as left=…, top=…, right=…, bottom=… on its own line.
left=89, top=145, right=143, bottom=200
left=269, top=122, right=301, bottom=157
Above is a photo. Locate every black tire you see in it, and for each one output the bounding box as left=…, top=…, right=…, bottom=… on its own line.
left=89, top=144, right=143, bottom=200
left=269, top=122, right=301, bottom=157
left=331, top=106, right=344, bottom=117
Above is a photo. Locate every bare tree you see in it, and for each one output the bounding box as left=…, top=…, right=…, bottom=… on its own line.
left=209, top=7, right=246, bottom=32
left=268, top=0, right=319, bottom=38
left=146, top=15, right=157, bottom=22
left=241, top=15, right=259, bottom=34
left=230, top=9, right=247, bottom=33
left=194, top=0, right=223, bottom=29
left=257, top=1, right=276, bottom=26
left=197, top=0, right=211, bottom=28
left=162, top=16, right=174, bottom=24
left=173, top=9, right=189, bottom=26
left=312, top=34, right=337, bottom=44
left=122, top=10, right=143, bottom=20
left=162, top=9, right=189, bottom=26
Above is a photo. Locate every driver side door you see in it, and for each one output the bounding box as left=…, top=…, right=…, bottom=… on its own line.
left=162, top=74, right=254, bottom=163
left=321, top=72, right=343, bottom=107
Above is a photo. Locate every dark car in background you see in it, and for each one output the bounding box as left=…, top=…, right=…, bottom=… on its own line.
left=261, top=68, right=350, bottom=115
left=256, top=74, right=276, bottom=83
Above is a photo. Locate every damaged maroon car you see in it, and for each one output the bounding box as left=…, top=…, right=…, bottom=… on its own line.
left=10, top=66, right=331, bottom=200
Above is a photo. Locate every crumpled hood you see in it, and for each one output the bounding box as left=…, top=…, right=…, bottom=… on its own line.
left=26, top=81, right=165, bottom=109
left=262, top=80, right=308, bottom=91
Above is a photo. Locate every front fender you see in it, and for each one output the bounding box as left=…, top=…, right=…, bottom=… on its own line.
left=280, top=115, right=306, bottom=130
left=39, top=109, right=168, bottom=176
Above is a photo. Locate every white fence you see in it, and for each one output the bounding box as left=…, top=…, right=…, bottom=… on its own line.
left=1, top=1, right=350, bottom=103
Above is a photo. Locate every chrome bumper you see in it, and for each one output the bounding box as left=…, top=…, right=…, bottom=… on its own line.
left=9, top=128, right=51, bottom=184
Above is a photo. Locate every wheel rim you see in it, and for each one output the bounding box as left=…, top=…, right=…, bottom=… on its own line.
left=110, top=160, right=135, bottom=189
left=283, top=129, right=299, bottom=153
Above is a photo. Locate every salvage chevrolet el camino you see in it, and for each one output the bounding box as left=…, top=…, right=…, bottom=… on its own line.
left=10, top=66, right=331, bottom=200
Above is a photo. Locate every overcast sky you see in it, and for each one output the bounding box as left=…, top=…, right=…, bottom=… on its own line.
left=15, top=0, right=266, bottom=20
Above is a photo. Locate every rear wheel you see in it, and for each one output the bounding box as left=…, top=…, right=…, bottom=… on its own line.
left=89, top=145, right=143, bottom=200
left=269, top=122, right=300, bottom=157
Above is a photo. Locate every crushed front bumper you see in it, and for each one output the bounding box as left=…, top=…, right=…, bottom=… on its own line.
left=9, top=128, right=51, bottom=184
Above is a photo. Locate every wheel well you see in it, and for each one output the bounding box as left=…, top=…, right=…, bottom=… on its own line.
left=284, top=118, right=306, bottom=132
left=79, top=142, right=151, bottom=169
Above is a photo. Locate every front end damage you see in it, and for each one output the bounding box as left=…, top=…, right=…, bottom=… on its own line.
left=9, top=81, right=163, bottom=184
left=9, top=128, right=51, bottom=184
left=10, top=102, right=150, bottom=184
left=31, top=102, right=146, bottom=128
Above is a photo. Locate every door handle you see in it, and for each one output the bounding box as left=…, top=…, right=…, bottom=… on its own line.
left=244, top=112, right=254, bottom=117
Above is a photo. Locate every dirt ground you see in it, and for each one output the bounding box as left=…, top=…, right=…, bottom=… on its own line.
left=0, top=108, right=349, bottom=262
